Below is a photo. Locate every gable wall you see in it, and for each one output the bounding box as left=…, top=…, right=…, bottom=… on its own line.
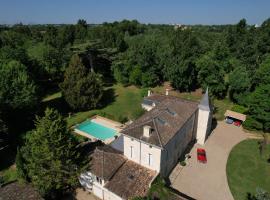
left=123, top=135, right=161, bottom=172
left=160, top=110, right=197, bottom=177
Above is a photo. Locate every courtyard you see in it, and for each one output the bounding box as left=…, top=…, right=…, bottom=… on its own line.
left=169, top=121, right=247, bottom=200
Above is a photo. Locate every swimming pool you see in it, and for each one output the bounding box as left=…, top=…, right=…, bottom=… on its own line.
left=75, top=120, right=117, bottom=140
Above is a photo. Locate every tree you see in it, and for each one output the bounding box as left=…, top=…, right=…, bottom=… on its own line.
left=0, top=116, right=8, bottom=151
left=254, top=55, right=270, bottom=86
left=111, top=60, right=130, bottom=85
left=129, top=65, right=142, bottom=86
left=75, top=19, right=87, bottom=41
left=247, top=84, right=270, bottom=132
left=41, top=45, right=65, bottom=81
left=196, top=53, right=226, bottom=98
left=44, top=25, right=58, bottom=47
left=0, top=60, right=38, bottom=111
left=228, top=66, right=251, bottom=104
left=166, top=30, right=203, bottom=91
left=60, top=54, right=103, bottom=111
left=19, top=108, right=83, bottom=197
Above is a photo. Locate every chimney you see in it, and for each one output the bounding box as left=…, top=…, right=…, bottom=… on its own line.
left=165, top=88, right=169, bottom=96
left=143, top=125, right=151, bottom=137
left=147, top=90, right=152, bottom=97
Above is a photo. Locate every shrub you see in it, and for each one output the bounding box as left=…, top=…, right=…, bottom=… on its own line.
left=180, top=161, right=186, bottom=166
left=231, top=105, right=248, bottom=114
left=140, top=87, right=150, bottom=97
left=243, top=117, right=263, bottom=131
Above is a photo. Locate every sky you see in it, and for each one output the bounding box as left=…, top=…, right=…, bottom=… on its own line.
left=0, top=0, right=269, bottom=25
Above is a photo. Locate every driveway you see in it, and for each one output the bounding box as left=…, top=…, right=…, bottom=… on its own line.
left=169, top=121, right=247, bottom=200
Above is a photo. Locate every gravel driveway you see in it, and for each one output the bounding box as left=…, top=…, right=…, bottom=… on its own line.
left=169, top=121, right=247, bottom=200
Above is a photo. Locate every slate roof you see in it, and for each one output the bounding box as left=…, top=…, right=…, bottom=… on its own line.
left=199, top=88, right=210, bottom=111
left=0, top=182, right=43, bottom=200
left=122, top=94, right=199, bottom=147
left=90, top=145, right=126, bottom=181
left=105, top=160, right=156, bottom=199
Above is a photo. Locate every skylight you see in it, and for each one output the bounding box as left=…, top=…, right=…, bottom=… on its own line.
left=157, top=117, right=167, bottom=125
left=167, top=108, right=177, bottom=116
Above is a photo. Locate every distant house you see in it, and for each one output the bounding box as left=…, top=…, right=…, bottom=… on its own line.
left=80, top=89, right=212, bottom=200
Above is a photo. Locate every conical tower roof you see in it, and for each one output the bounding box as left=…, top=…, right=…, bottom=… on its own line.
left=199, top=87, right=210, bottom=111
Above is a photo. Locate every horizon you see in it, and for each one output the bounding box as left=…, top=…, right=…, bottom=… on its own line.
left=0, top=0, right=269, bottom=25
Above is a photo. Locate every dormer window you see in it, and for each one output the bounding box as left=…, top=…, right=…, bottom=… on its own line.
left=157, top=117, right=166, bottom=125
left=167, top=108, right=177, bottom=116
left=143, top=125, right=152, bottom=137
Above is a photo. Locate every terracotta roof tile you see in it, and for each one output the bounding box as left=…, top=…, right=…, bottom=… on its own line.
left=90, top=145, right=126, bottom=181
left=0, top=182, right=43, bottom=200
left=105, top=160, right=156, bottom=199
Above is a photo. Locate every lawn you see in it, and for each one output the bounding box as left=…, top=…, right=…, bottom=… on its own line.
left=213, top=98, right=234, bottom=120
left=43, top=83, right=236, bottom=128
left=0, top=148, right=18, bottom=184
left=227, top=139, right=270, bottom=200
left=66, top=84, right=144, bottom=126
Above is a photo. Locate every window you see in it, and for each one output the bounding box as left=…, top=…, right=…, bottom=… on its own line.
left=148, top=153, right=153, bottom=166
left=96, top=176, right=102, bottom=184
left=157, top=117, right=166, bottom=125
left=167, top=108, right=177, bottom=116
left=130, top=146, right=133, bottom=158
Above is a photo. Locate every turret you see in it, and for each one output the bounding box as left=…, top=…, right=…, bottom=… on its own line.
left=196, top=88, right=212, bottom=145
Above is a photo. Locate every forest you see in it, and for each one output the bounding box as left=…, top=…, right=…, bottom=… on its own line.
left=0, top=18, right=270, bottom=198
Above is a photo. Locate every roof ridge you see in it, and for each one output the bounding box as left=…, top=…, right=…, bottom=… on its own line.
left=122, top=107, right=169, bottom=132
left=152, top=118, right=163, bottom=148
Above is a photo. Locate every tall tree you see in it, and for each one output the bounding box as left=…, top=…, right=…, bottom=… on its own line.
left=60, top=54, right=103, bottom=110
left=254, top=55, right=270, bottom=86
left=228, top=66, right=251, bottom=104
left=0, top=116, right=8, bottom=151
left=0, top=60, right=38, bottom=111
left=75, top=19, right=88, bottom=41
left=247, top=84, right=270, bottom=132
left=166, top=30, right=203, bottom=91
left=19, top=108, right=84, bottom=197
left=196, top=53, right=226, bottom=98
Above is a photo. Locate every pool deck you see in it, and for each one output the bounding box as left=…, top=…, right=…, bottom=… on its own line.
left=74, top=115, right=124, bottom=144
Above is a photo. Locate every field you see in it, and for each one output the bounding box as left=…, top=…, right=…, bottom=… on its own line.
left=227, top=140, right=270, bottom=200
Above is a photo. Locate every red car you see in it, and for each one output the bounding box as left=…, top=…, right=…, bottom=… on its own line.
left=197, top=148, right=207, bottom=163
left=234, top=120, right=241, bottom=127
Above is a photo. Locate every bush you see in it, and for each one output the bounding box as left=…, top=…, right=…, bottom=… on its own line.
left=243, top=117, right=263, bottom=131
left=231, top=105, right=248, bottom=114
left=180, top=161, right=186, bottom=166
left=140, top=87, right=150, bottom=98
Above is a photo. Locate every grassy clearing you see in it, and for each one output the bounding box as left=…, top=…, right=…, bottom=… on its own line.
left=227, top=140, right=270, bottom=200
left=42, top=91, right=62, bottom=102
left=43, top=83, right=235, bottom=128
left=0, top=166, right=18, bottom=183
left=213, top=98, right=234, bottom=120
left=66, top=84, right=144, bottom=126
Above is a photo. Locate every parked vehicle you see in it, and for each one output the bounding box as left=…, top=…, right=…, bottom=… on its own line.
left=233, top=120, right=241, bottom=126
left=226, top=117, right=234, bottom=124
left=197, top=148, right=207, bottom=163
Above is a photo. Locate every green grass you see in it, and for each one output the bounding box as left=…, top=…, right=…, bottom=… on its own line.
left=42, top=91, right=62, bottom=102
left=66, top=84, right=143, bottom=127
left=227, top=139, right=270, bottom=200
left=213, top=98, right=234, bottom=120
left=1, top=167, right=18, bottom=183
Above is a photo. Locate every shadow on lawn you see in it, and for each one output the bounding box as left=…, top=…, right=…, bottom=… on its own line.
left=97, top=87, right=117, bottom=109
left=41, top=96, right=70, bottom=117
left=0, top=147, right=16, bottom=171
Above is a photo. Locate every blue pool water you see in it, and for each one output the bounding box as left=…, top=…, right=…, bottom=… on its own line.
left=76, top=120, right=117, bottom=140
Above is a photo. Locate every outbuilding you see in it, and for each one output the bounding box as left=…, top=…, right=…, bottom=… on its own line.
left=224, top=110, right=246, bottom=126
